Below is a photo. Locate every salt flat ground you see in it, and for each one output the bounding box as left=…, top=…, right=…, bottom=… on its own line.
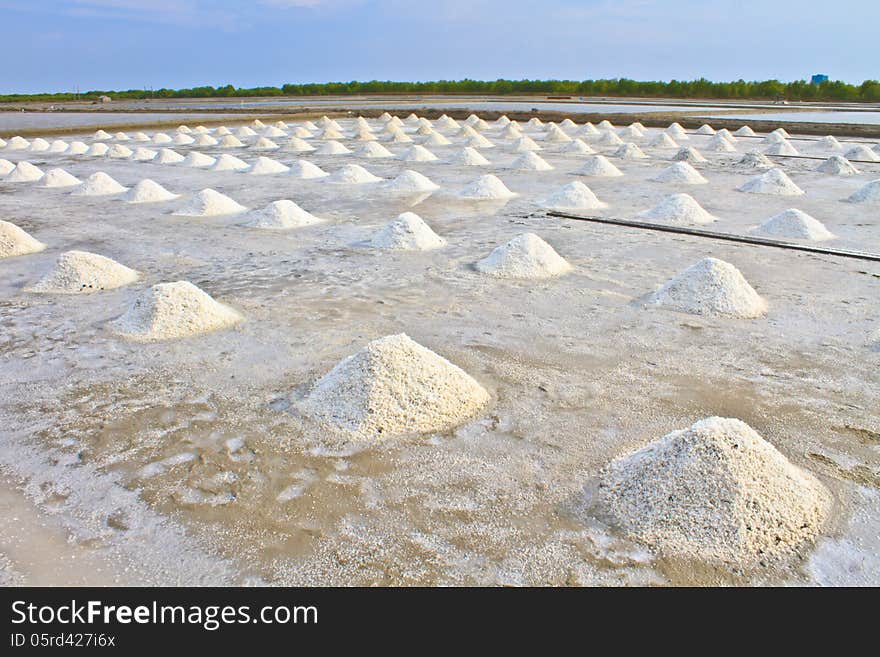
left=0, top=117, right=878, bottom=585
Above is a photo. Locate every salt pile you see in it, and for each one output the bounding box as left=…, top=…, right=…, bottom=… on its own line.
left=651, top=162, right=708, bottom=184
left=705, top=134, right=736, bottom=152
left=354, top=127, right=378, bottom=141
left=578, top=123, right=600, bottom=137
left=370, top=212, right=446, bottom=250
left=459, top=174, right=517, bottom=199
left=85, top=143, right=109, bottom=157
left=251, top=120, right=265, bottom=129
left=388, top=131, right=414, bottom=144
left=596, top=131, right=624, bottom=147
left=649, top=257, right=766, bottom=318
left=617, top=125, right=644, bottom=140
left=218, top=135, right=245, bottom=148
left=540, top=181, right=606, bottom=211
left=733, top=125, right=756, bottom=137
left=544, top=126, right=572, bottom=143
left=437, top=115, right=459, bottom=130
left=325, top=164, right=381, bottom=184
left=695, top=124, right=716, bottom=135
left=0, top=220, right=45, bottom=258
left=210, top=154, right=250, bottom=171
left=37, top=168, right=82, bottom=188
left=415, top=124, right=434, bottom=136
left=846, top=179, right=880, bottom=205
left=611, top=143, right=647, bottom=159
left=28, top=250, right=138, bottom=294
left=561, top=139, right=594, bottom=154
left=180, top=152, right=216, bottom=168
left=242, top=200, right=322, bottom=229
left=251, top=137, right=279, bottom=151
left=262, top=126, right=287, bottom=138
left=501, top=124, right=523, bottom=139
left=638, top=193, right=716, bottom=225
left=302, top=120, right=319, bottom=131
left=509, top=151, right=553, bottom=171
left=578, top=155, right=623, bottom=177
left=816, top=135, right=841, bottom=149
left=172, top=189, right=247, bottom=217
left=318, top=126, right=345, bottom=140
left=465, top=133, right=495, bottom=149
left=423, top=132, right=452, bottom=147
left=247, top=156, right=290, bottom=175
left=400, top=145, right=439, bottom=162
left=315, top=140, right=352, bottom=155
left=132, top=132, right=151, bottom=142
left=844, top=145, right=880, bottom=162
left=172, top=134, right=195, bottom=146
left=764, top=141, right=799, bottom=156
left=235, top=126, right=257, bottom=139
left=29, top=138, right=50, bottom=152
left=130, top=147, right=157, bottom=161
left=67, top=141, right=89, bottom=155
left=177, top=125, right=193, bottom=133
left=358, top=142, right=394, bottom=158
left=93, top=130, right=112, bottom=141
left=152, top=133, right=173, bottom=145
left=124, top=179, right=180, bottom=204
left=816, top=155, right=859, bottom=175
left=0, top=159, right=13, bottom=175
left=71, top=172, right=128, bottom=196
left=48, top=140, right=70, bottom=153
left=0, top=138, right=6, bottom=148
left=5, top=136, right=30, bottom=150
left=300, top=333, right=489, bottom=439
left=716, top=128, right=736, bottom=142
left=528, top=117, right=545, bottom=128
left=448, top=147, right=490, bottom=166
left=738, top=168, right=804, bottom=195
left=666, top=123, right=688, bottom=139
left=598, top=417, right=831, bottom=568
left=288, top=160, right=329, bottom=179
left=751, top=208, right=835, bottom=241
left=193, top=134, right=219, bottom=147
left=735, top=151, right=773, bottom=168
left=763, top=132, right=786, bottom=145
left=283, top=136, right=316, bottom=153
left=650, top=133, right=679, bottom=149
left=477, top=232, right=571, bottom=279
left=6, top=162, right=45, bottom=182
left=155, top=148, right=185, bottom=164
left=773, top=128, right=791, bottom=138
left=385, top=170, right=440, bottom=192
left=193, top=125, right=211, bottom=134
left=495, top=115, right=511, bottom=127
left=512, top=136, right=541, bottom=152
left=597, top=120, right=613, bottom=130
left=113, top=281, right=242, bottom=342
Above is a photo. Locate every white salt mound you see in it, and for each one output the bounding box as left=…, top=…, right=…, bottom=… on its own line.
left=71, top=172, right=128, bottom=196
left=476, top=232, right=571, bottom=279
left=181, top=152, right=216, bottom=168
left=0, top=220, right=45, bottom=258
left=370, top=212, right=446, bottom=250
left=598, top=417, right=831, bottom=568
left=48, top=140, right=70, bottom=153
left=124, top=179, right=180, bottom=204
left=540, top=181, right=606, bottom=211
left=67, top=141, right=89, bottom=155
left=738, top=168, right=804, bottom=195
left=816, top=155, right=859, bottom=176
left=751, top=208, right=835, bottom=241
left=315, top=140, right=352, bottom=155
left=816, top=135, right=841, bottom=149
left=459, top=174, right=517, bottom=199
left=385, top=170, right=440, bottom=193
left=247, top=156, right=290, bottom=175
left=289, top=160, right=329, bottom=179
left=29, top=138, right=50, bottom=152
left=561, top=139, right=594, bottom=154
left=844, top=145, right=880, bottom=162
left=155, top=148, right=185, bottom=164
left=172, top=134, right=195, bottom=146
left=578, top=155, right=623, bottom=177
left=736, top=151, right=774, bottom=168
left=424, top=132, right=452, bottom=147
left=510, top=151, right=553, bottom=171
left=300, top=333, right=489, bottom=439
left=6, top=161, right=45, bottom=182
left=210, top=154, right=249, bottom=171
left=649, top=257, right=766, bottom=318
left=705, top=134, right=736, bottom=152
left=651, top=162, right=708, bottom=184
left=242, top=200, right=323, bottom=229
left=194, top=134, right=219, bottom=147
left=0, top=159, right=13, bottom=175
left=512, top=136, right=541, bottom=152
left=113, top=281, right=242, bottom=342
left=325, top=164, right=381, bottom=184
left=152, top=133, right=173, bottom=145
left=612, top=143, right=647, bottom=159
left=38, top=168, right=82, bottom=188
left=6, top=136, right=30, bottom=150
left=400, top=145, right=438, bottom=162
left=29, top=250, right=138, bottom=294
left=448, top=147, right=490, bottom=166
left=846, top=179, right=880, bottom=205
left=283, top=136, right=316, bottom=153
left=638, top=193, right=716, bottom=225
left=172, top=189, right=247, bottom=217
left=130, top=147, right=158, bottom=161
left=596, top=131, right=624, bottom=147
left=650, top=133, right=679, bottom=149
left=765, top=141, right=799, bottom=156
left=85, top=143, right=110, bottom=157
left=218, top=135, right=245, bottom=148
left=358, top=142, right=393, bottom=158
left=251, top=137, right=279, bottom=151
left=672, top=147, right=707, bottom=163
left=695, top=124, right=715, bottom=135
left=733, top=125, right=756, bottom=137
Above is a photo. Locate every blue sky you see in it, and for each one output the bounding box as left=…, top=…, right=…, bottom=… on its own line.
left=1, top=0, right=877, bottom=93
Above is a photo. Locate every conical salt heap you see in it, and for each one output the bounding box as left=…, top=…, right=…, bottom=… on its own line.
left=751, top=208, right=835, bottom=241
left=540, top=181, right=606, bottom=211
left=67, top=141, right=89, bottom=155
left=172, top=189, right=247, bottom=216
left=651, top=162, right=708, bottom=184
left=666, top=123, right=688, bottom=139
left=315, top=140, right=352, bottom=155
left=512, top=136, right=541, bottom=152
left=0, top=220, right=45, bottom=258
left=251, top=137, right=279, bottom=151
left=738, top=168, right=804, bottom=195
left=180, top=151, right=216, bottom=168
left=71, top=172, right=128, bottom=196
left=649, top=257, right=766, bottom=318
left=561, top=138, right=594, bottom=154
left=29, top=138, right=50, bottom=152
left=733, top=125, right=756, bottom=137
left=130, top=147, right=157, bottom=161
left=172, top=133, right=195, bottom=146
left=638, top=193, right=716, bottom=225
left=113, top=281, right=242, bottom=342
left=0, top=159, right=15, bottom=175
left=816, top=155, right=859, bottom=176
left=218, top=135, right=245, bottom=148
left=695, top=124, right=716, bottom=135
left=124, top=179, right=180, bottom=204
left=210, top=154, right=249, bottom=171
left=247, top=156, right=290, bottom=175
left=509, top=151, right=553, bottom=171
left=155, top=148, right=185, bottom=164
left=765, top=141, right=799, bottom=156
left=28, top=250, right=138, bottom=294
left=370, top=212, right=446, bottom=250
left=448, top=147, right=490, bottom=166
left=544, top=126, right=572, bottom=143
left=423, top=132, right=452, bottom=147
left=325, top=164, right=381, bottom=184
left=476, top=233, right=571, bottom=279
left=844, top=145, right=880, bottom=162
left=358, top=141, right=394, bottom=158
left=846, top=179, right=880, bottom=205
left=672, top=146, right=707, bottom=163
left=772, top=127, right=792, bottom=138
left=650, top=133, right=679, bottom=149
left=400, top=145, right=438, bottom=162
left=736, top=151, right=774, bottom=168
left=459, top=174, right=517, bottom=199
left=48, top=140, right=70, bottom=153
left=235, top=126, right=258, bottom=138
left=85, top=143, right=110, bottom=157
left=262, top=126, right=287, bottom=138
left=705, top=134, right=736, bottom=152
left=612, top=142, right=647, bottom=159
left=596, top=120, right=613, bottom=130
left=385, top=170, right=440, bottom=193
left=578, top=123, right=600, bottom=137
left=132, top=132, right=151, bottom=141
left=6, top=161, right=45, bottom=182
left=596, top=131, right=624, bottom=147
left=242, top=200, right=323, bottom=229
left=816, top=135, right=841, bottom=149
left=194, top=134, right=218, bottom=146
left=288, top=160, right=329, bottom=179
left=299, top=333, right=489, bottom=439
left=578, top=155, right=623, bottom=177
left=283, top=136, right=316, bottom=153
left=763, top=132, right=786, bottom=145
left=501, top=124, right=523, bottom=139
left=38, top=168, right=82, bottom=188
left=5, top=136, right=30, bottom=150
left=597, top=417, right=831, bottom=569
left=151, top=133, right=173, bottom=145
left=93, top=129, right=112, bottom=141
left=716, top=128, right=736, bottom=142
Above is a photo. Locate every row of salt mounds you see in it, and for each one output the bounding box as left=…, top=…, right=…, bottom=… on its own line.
left=385, top=170, right=439, bottom=193
left=597, top=417, right=831, bottom=569
left=847, top=179, right=880, bottom=205
left=370, top=212, right=446, bottom=250
left=6, top=161, right=44, bottom=182
left=242, top=200, right=323, bottom=229
left=38, top=168, right=82, bottom=188
left=578, top=155, right=622, bottom=177
left=0, top=220, right=45, bottom=258
left=816, top=155, right=859, bottom=175
left=638, top=193, right=716, bottom=225
left=299, top=333, right=489, bottom=439
left=28, top=250, right=138, bottom=294
left=651, top=161, right=707, bottom=185
left=459, top=174, right=516, bottom=199
left=649, top=257, right=767, bottom=318
left=173, top=189, right=247, bottom=217
left=751, top=208, right=835, bottom=241
left=476, top=233, right=571, bottom=279
left=125, top=179, right=179, bottom=204
left=325, top=164, right=381, bottom=184
left=738, top=168, right=804, bottom=196
left=113, top=281, right=241, bottom=342
left=540, top=181, right=606, bottom=211
left=71, top=172, right=128, bottom=196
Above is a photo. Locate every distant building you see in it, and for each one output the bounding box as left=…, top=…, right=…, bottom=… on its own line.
left=98, top=95, right=112, bottom=103
left=811, top=74, right=829, bottom=85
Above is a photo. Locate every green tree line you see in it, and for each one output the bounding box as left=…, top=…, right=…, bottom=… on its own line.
left=2, top=78, right=879, bottom=103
